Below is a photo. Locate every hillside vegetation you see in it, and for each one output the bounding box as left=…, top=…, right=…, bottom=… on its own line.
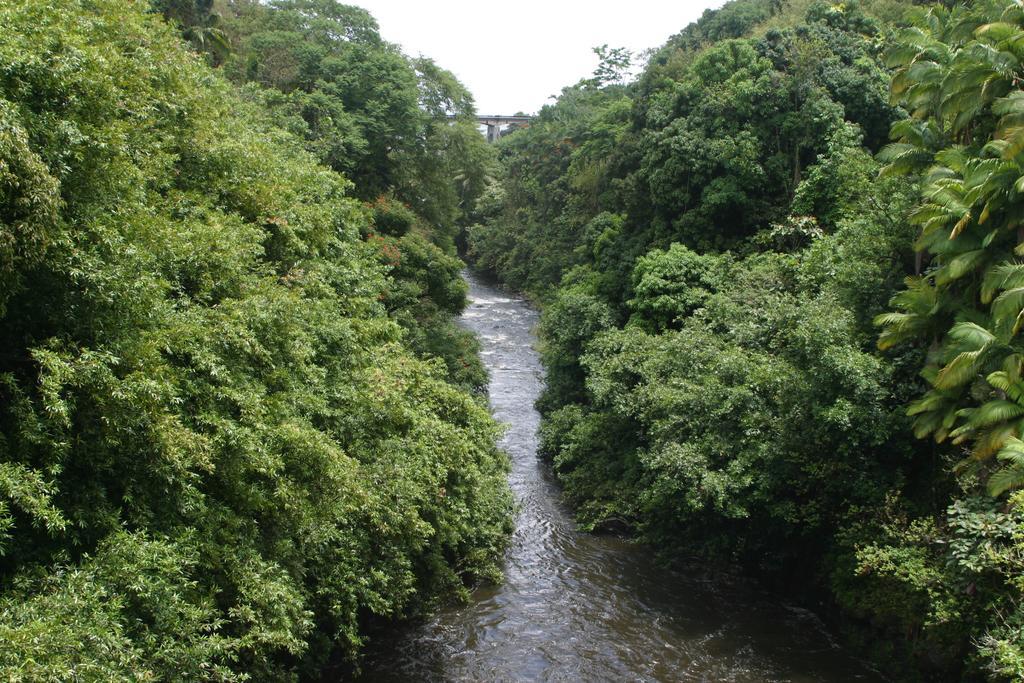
left=7, top=0, right=1024, bottom=680
left=468, top=0, right=1024, bottom=678
left=0, top=0, right=511, bottom=678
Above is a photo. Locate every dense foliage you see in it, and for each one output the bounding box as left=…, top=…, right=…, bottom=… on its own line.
left=468, top=0, right=1024, bottom=679
left=0, top=0, right=511, bottom=679
left=208, top=0, right=497, bottom=396
left=13, top=0, right=1024, bottom=679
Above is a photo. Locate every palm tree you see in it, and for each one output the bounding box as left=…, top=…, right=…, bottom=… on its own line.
left=154, top=0, right=231, bottom=65
left=878, top=0, right=1024, bottom=496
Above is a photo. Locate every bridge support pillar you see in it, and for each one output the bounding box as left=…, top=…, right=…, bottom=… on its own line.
left=466, top=115, right=533, bottom=143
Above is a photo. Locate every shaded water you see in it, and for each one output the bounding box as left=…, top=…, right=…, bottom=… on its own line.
left=357, top=271, right=883, bottom=682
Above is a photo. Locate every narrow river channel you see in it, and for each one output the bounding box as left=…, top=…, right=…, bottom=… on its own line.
left=358, top=271, right=883, bottom=682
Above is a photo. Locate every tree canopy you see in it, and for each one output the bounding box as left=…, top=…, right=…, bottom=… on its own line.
left=0, top=0, right=510, bottom=678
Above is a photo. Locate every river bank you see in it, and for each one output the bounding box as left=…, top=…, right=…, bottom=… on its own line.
left=355, top=271, right=881, bottom=682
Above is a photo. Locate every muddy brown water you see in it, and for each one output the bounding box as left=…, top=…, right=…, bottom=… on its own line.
left=356, top=271, right=884, bottom=682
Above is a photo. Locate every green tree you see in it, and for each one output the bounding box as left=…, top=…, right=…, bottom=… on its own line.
left=152, top=0, right=231, bottom=63
left=878, top=0, right=1024, bottom=496
left=0, top=2, right=512, bottom=677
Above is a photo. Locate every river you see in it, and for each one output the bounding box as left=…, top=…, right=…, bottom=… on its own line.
left=357, top=271, right=883, bottom=682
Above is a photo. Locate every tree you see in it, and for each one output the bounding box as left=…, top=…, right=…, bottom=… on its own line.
left=0, top=2, right=512, bottom=677
left=152, top=0, right=231, bottom=63
left=588, top=45, right=633, bottom=87
left=878, top=0, right=1024, bottom=497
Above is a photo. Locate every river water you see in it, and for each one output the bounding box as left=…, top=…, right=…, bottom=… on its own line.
left=357, top=271, right=883, bottom=682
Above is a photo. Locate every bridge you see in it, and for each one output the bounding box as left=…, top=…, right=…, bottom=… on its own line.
left=448, top=114, right=535, bottom=143
left=476, top=115, right=534, bottom=142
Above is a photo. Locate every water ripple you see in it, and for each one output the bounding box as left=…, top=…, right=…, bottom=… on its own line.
left=355, top=271, right=882, bottom=683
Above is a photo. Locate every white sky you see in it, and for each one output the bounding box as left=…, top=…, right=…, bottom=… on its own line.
left=351, top=1, right=728, bottom=115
